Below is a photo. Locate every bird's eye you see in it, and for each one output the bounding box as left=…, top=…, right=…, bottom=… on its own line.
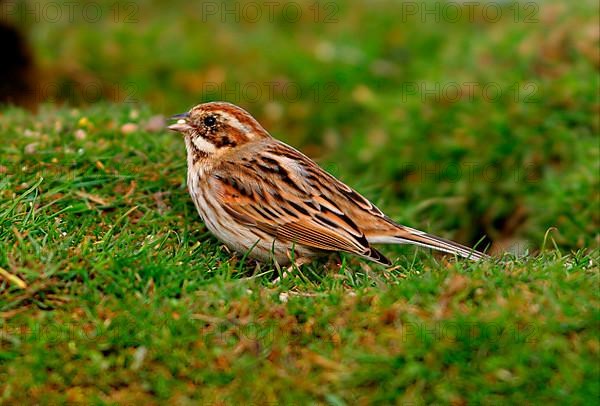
left=203, top=115, right=217, bottom=127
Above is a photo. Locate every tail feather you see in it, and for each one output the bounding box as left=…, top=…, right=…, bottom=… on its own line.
left=368, top=226, right=489, bottom=261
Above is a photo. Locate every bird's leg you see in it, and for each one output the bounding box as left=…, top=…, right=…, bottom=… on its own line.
left=272, top=254, right=311, bottom=284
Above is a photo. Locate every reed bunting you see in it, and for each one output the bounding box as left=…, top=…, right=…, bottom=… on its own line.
left=168, top=102, right=488, bottom=267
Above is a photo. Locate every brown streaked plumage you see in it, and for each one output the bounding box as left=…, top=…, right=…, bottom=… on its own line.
left=168, top=101, right=489, bottom=266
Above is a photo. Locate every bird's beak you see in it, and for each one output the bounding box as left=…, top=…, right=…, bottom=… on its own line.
left=167, top=112, right=191, bottom=132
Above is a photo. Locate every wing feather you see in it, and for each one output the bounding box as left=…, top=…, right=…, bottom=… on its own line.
left=209, top=148, right=390, bottom=265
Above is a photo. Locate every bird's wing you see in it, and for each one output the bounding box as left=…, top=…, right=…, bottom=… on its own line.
left=209, top=144, right=390, bottom=265
left=258, top=143, right=489, bottom=261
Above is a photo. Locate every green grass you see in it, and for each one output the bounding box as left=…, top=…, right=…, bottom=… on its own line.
left=1, top=98, right=598, bottom=406
left=1, top=0, right=599, bottom=404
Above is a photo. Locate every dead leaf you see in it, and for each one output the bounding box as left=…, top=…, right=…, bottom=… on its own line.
left=76, top=191, right=110, bottom=206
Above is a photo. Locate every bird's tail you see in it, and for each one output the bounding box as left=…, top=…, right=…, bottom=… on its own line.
left=368, top=225, right=489, bottom=261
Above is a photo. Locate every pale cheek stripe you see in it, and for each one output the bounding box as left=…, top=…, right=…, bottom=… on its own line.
left=192, top=137, right=217, bottom=154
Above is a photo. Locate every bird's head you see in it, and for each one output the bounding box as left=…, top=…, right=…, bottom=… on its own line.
left=168, top=102, right=270, bottom=158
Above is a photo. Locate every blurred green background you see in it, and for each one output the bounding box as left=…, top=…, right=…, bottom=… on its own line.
left=3, top=0, right=598, bottom=253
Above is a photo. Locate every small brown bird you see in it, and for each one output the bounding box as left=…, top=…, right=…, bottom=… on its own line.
left=168, top=102, right=488, bottom=267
